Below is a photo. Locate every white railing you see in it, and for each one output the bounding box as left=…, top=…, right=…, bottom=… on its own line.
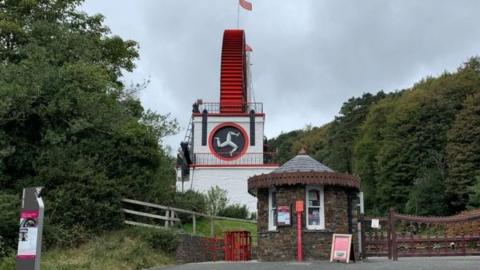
left=193, top=152, right=277, bottom=166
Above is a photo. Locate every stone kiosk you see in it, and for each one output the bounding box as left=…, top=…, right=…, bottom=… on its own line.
left=248, top=150, right=361, bottom=261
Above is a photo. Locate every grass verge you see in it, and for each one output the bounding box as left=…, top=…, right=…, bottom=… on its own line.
left=41, top=228, right=174, bottom=270
left=0, top=228, right=175, bottom=270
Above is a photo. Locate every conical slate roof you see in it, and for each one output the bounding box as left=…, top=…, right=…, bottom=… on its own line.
left=248, top=148, right=361, bottom=195
left=272, top=151, right=334, bottom=174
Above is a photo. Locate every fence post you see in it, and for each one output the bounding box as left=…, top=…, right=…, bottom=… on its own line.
left=164, top=210, right=170, bottom=228
left=389, top=208, right=397, bottom=261
left=192, top=214, right=196, bottom=235
left=387, top=212, right=392, bottom=260
left=170, top=210, right=175, bottom=227
left=210, top=216, right=214, bottom=237
left=462, top=222, right=466, bottom=256
left=359, top=214, right=366, bottom=259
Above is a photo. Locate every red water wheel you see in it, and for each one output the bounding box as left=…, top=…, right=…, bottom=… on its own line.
left=220, top=30, right=247, bottom=113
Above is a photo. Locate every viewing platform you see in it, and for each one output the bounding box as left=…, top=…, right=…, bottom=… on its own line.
left=191, top=152, right=277, bottom=167
left=192, top=102, right=263, bottom=115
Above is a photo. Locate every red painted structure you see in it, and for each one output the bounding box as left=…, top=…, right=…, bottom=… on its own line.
left=296, top=200, right=304, bottom=261
left=220, top=30, right=248, bottom=113
left=224, top=231, right=252, bottom=261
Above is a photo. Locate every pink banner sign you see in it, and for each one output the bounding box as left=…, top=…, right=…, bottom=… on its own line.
left=20, top=210, right=39, bottom=219
left=330, top=234, right=352, bottom=263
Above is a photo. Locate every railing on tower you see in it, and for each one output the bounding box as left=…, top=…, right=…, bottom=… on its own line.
left=192, top=102, right=263, bottom=114
left=193, top=152, right=277, bottom=166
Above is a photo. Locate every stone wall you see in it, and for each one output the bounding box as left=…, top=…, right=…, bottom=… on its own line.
left=257, top=185, right=360, bottom=261
left=175, top=234, right=224, bottom=264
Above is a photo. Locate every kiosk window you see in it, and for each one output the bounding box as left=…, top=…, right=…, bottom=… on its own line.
left=268, top=187, right=277, bottom=231
left=306, top=185, right=325, bottom=230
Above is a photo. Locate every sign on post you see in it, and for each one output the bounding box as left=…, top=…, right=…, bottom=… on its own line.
left=371, top=218, right=380, bottom=229
left=16, top=187, right=44, bottom=270
left=330, top=234, right=352, bottom=263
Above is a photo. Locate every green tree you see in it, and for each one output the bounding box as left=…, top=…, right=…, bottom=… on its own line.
left=206, top=186, right=228, bottom=216
left=0, top=0, right=177, bottom=250
left=468, top=176, right=480, bottom=209
left=318, top=92, right=386, bottom=173
left=446, top=92, right=480, bottom=211
left=405, top=167, right=448, bottom=216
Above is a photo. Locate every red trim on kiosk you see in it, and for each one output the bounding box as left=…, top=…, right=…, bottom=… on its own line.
left=208, top=122, right=249, bottom=161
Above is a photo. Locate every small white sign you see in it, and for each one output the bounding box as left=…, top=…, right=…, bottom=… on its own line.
left=18, top=222, right=38, bottom=256
left=371, top=219, right=380, bottom=229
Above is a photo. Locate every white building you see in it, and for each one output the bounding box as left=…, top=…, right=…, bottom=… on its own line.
left=176, top=29, right=278, bottom=211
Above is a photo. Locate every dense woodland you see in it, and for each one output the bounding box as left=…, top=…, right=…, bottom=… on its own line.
left=0, top=0, right=178, bottom=257
left=269, top=59, right=480, bottom=217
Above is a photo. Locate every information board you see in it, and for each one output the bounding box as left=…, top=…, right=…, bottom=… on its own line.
left=277, top=206, right=291, bottom=226
left=330, top=234, right=352, bottom=263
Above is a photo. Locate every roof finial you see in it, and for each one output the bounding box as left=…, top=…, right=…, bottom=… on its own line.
left=298, top=147, right=307, bottom=155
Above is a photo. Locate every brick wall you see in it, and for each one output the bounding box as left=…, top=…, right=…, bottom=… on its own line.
left=256, top=185, right=360, bottom=261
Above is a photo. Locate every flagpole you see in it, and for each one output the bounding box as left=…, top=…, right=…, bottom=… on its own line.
left=237, top=0, right=240, bottom=28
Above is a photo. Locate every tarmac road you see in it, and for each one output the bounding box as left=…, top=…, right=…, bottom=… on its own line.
left=155, top=256, right=480, bottom=270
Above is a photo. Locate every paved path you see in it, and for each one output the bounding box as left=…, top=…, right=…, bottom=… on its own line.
left=156, top=257, right=480, bottom=270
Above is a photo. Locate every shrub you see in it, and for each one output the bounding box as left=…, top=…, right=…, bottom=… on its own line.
left=219, top=204, right=249, bottom=219
left=133, top=228, right=178, bottom=254
left=45, top=176, right=124, bottom=234
left=0, top=256, right=15, bottom=270
left=0, top=193, right=20, bottom=258
left=174, top=190, right=207, bottom=213
left=174, top=190, right=207, bottom=223
left=43, top=223, right=91, bottom=249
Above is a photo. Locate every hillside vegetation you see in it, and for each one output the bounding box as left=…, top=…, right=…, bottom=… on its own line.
left=0, top=0, right=177, bottom=261
left=269, top=58, right=480, bottom=216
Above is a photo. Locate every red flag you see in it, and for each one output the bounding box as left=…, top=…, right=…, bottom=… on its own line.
left=245, top=44, right=253, bottom=52
left=239, top=0, right=252, bottom=11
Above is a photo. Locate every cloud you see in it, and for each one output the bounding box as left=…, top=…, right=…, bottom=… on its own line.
left=82, top=0, right=480, bottom=151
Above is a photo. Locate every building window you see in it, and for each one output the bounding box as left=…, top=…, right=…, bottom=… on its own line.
left=268, top=187, right=277, bottom=231
left=306, top=185, right=325, bottom=230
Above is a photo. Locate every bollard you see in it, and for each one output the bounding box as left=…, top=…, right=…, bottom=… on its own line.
left=16, top=187, right=45, bottom=270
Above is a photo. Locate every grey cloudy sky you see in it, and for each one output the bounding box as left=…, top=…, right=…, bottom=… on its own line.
left=82, top=0, right=480, bottom=152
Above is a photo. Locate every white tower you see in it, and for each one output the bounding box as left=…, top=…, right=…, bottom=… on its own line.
left=177, top=30, right=278, bottom=211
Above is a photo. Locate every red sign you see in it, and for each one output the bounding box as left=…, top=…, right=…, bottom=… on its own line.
left=330, top=234, right=352, bottom=263
left=295, top=200, right=304, bottom=212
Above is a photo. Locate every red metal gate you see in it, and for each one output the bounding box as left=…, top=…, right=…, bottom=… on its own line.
left=224, top=231, right=251, bottom=261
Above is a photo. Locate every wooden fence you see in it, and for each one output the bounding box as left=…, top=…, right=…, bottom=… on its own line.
left=121, top=198, right=256, bottom=236
left=360, top=216, right=391, bottom=258
left=361, top=209, right=480, bottom=260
